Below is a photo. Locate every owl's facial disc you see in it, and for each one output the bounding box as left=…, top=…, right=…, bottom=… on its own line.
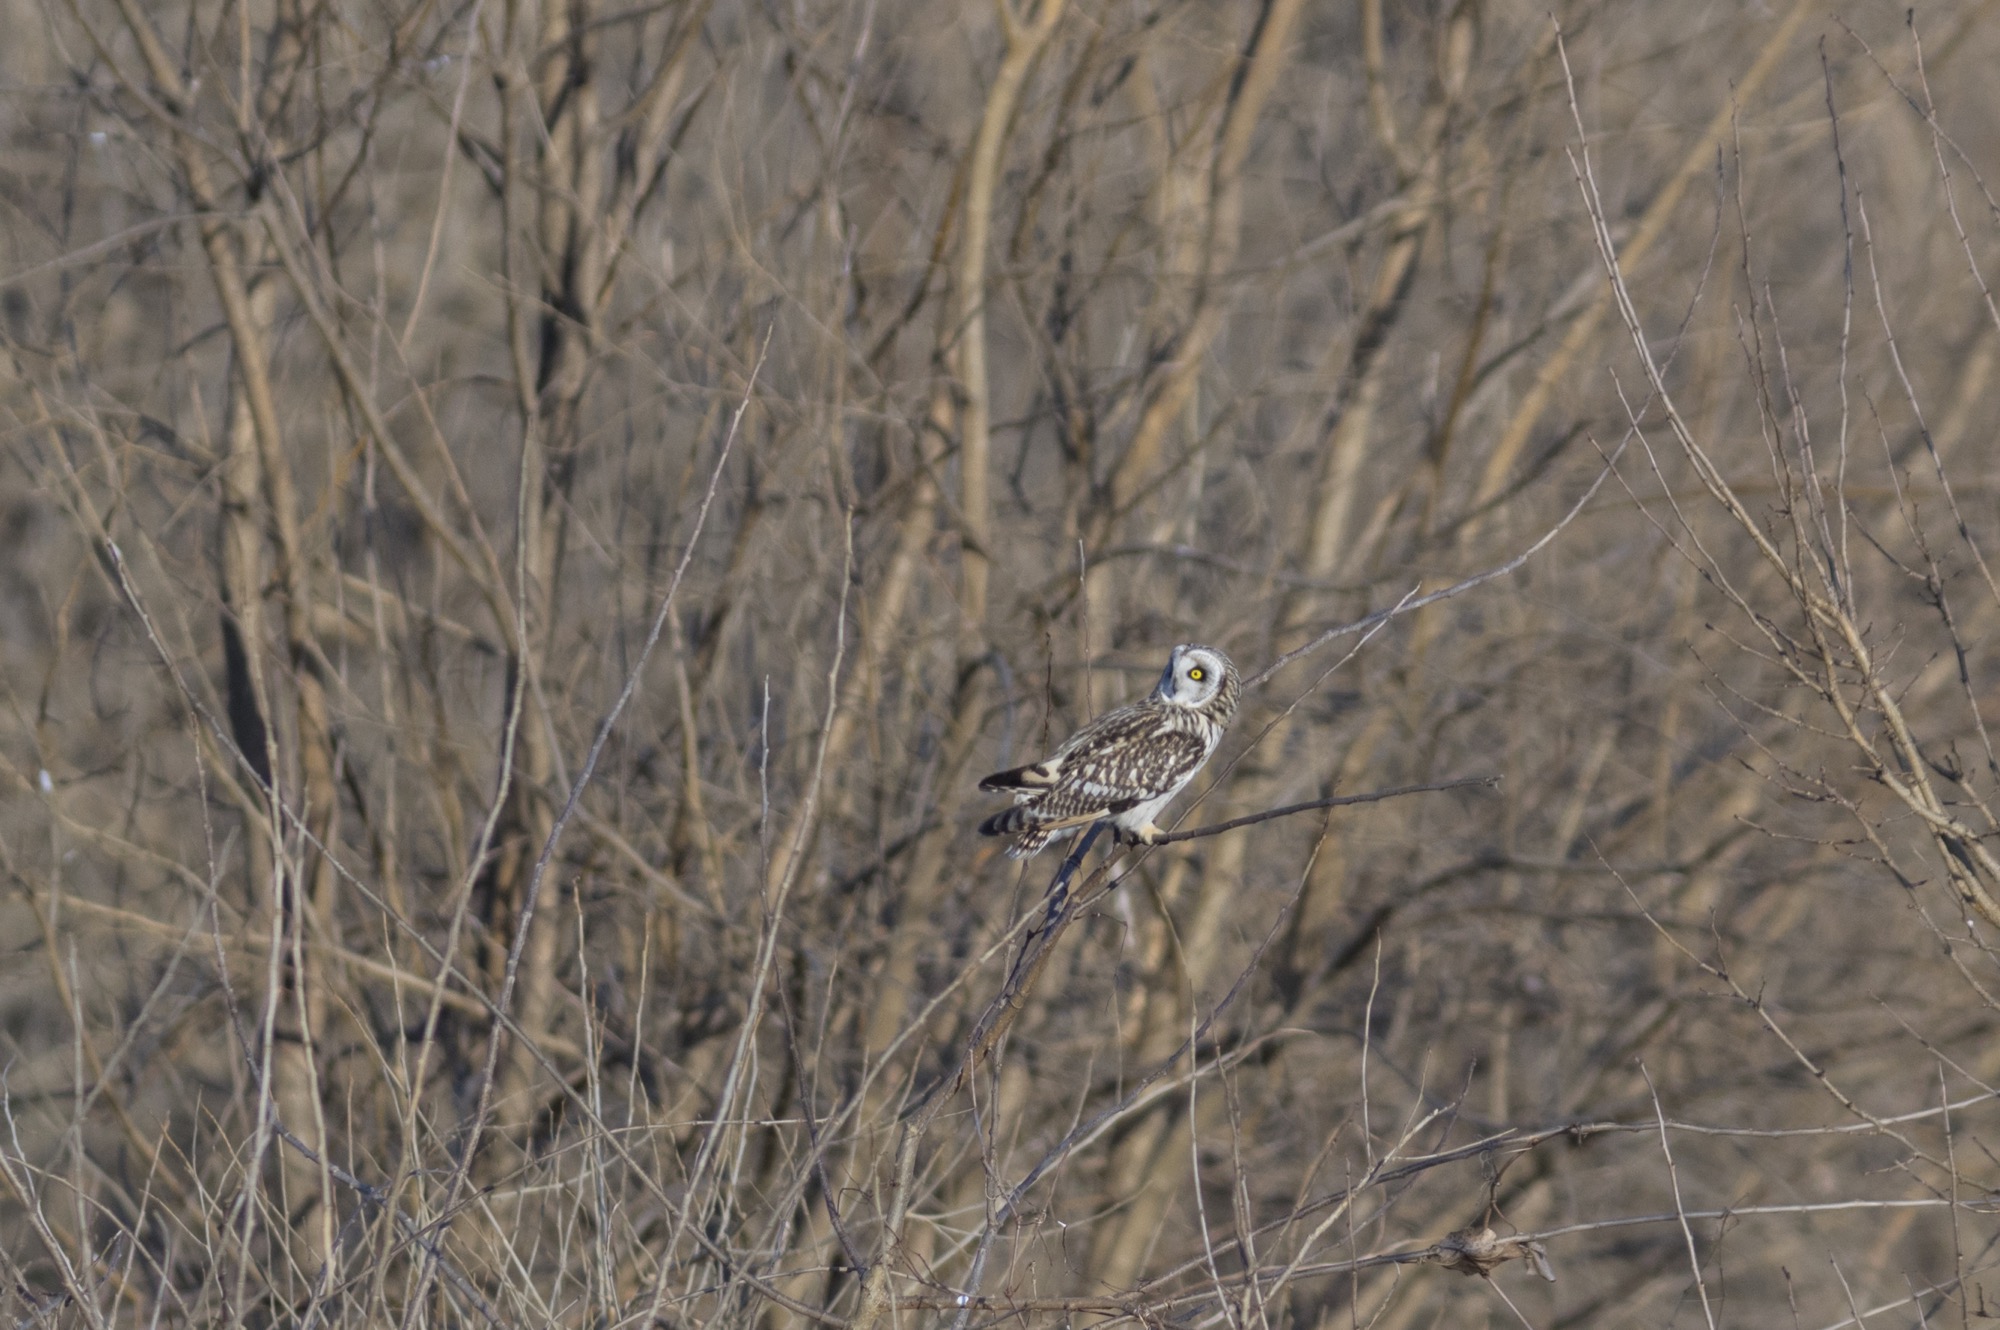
left=1162, top=645, right=1221, bottom=705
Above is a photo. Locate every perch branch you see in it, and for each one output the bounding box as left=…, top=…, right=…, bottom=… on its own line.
left=1150, top=777, right=1499, bottom=844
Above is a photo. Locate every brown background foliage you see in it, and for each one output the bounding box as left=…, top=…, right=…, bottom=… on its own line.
left=2, top=0, right=1998, bottom=1326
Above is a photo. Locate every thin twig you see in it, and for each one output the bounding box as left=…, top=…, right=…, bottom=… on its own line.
left=1246, top=443, right=1626, bottom=690
left=1644, top=1062, right=1718, bottom=1330
left=449, top=338, right=766, bottom=1150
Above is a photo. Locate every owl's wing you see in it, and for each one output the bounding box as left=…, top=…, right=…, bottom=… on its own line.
left=1030, top=718, right=1208, bottom=822
left=979, top=698, right=1149, bottom=792
left=978, top=763, right=1052, bottom=792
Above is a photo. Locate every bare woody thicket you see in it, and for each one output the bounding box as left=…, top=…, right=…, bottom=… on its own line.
left=1, top=3, right=1998, bottom=1329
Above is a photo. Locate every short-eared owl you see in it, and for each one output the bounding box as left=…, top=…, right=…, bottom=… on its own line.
left=977, top=644, right=1240, bottom=858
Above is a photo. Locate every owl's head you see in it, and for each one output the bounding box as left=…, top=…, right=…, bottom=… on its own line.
left=1155, top=644, right=1239, bottom=714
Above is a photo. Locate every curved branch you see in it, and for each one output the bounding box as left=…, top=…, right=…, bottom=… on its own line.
left=1150, top=777, right=1500, bottom=843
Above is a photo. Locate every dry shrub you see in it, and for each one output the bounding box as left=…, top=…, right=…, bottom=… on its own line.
left=0, top=2, right=1997, bottom=1326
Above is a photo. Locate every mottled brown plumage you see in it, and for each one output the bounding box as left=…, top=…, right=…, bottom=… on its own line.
left=978, top=644, right=1239, bottom=857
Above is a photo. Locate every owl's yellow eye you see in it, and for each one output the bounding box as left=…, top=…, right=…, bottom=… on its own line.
left=1188, top=666, right=1205, bottom=681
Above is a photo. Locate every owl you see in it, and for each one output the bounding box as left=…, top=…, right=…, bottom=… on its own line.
left=977, top=644, right=1241, bottom=858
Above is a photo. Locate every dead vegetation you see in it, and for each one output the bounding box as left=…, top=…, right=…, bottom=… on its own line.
left=1, top=1, right=1998, bottom=1326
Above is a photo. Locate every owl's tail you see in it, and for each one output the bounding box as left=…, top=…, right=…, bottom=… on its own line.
left=976, top=806, right=1036, bottom=838
left=977, top=806, right=1057, bottom=858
